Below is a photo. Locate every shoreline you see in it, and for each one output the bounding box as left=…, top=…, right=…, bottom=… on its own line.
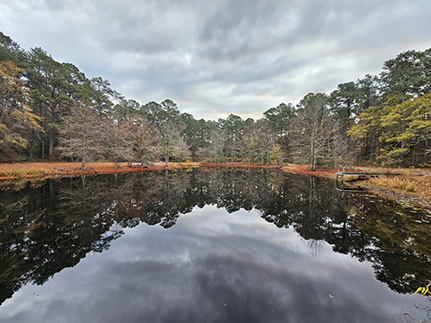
left=1, top=161, right=430, bottom=210
left=280, top=164, right=431, bottom=210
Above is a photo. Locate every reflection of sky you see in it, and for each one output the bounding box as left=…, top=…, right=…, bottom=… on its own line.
left=0, top=206, right=428, bottom=323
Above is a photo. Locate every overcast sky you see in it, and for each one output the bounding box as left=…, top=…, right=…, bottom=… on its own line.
left=1, top=0, right=430, bottom=120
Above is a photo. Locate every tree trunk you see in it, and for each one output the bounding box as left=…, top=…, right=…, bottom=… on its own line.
left=165, top=152, right=169, bottom=166
left=48, top=130, right=55, bottom=156
left=81, top=157, right=86, bottom=170
left=310, top=140, right=315, bottom=170
left=40, top=138, right=45, bottom=159
left=310, top=146, right=317, bottom=171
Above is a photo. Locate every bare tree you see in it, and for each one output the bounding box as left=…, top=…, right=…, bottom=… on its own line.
left=292, top=93, right=339, bottom=170
left=58, top=104, right=101, bottom=169
left=102, top=119, right=134, bottom=169
left=157, top=120, right=182, bottom=166
left=197, top=127, right=225, bottom=162
left=172, top=137, right=191, bottom=164
left=126, top=115, right=158, bottom=165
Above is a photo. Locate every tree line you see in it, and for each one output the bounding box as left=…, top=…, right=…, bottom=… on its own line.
left=1, top=31, right=430, bottom=169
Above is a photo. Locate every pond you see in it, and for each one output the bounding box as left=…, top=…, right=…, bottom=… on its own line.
left=0, top=168, right=431, bottom=323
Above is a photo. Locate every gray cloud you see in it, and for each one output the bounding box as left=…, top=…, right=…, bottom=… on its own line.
left=0, top=0, right=430, bottom=119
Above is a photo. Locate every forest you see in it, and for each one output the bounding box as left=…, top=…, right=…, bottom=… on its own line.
left=1, top=31, right=430, bottom=169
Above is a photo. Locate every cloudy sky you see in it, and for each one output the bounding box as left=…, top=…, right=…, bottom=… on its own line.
left=1, top=0, right=430, bottom=120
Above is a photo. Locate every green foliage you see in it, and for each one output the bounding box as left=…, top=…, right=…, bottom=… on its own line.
left=179, top=113, right=211, bottom=160
left=329, top=81, right=359, bottom=122
left=83, top=76, right=120, bottom=119
left=380, top=49, right=431, bottom=100
left=263, top=103, right=295, bottom=157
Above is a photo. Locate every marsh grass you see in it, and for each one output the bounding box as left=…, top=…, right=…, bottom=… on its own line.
left=368, top=175, right=431, bottom=201
left=0, top=169, right=47, bottom=178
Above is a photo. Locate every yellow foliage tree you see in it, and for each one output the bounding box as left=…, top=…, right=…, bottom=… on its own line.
left=348, top=94, right=431, bottom=166
left=0, top=60, right=42, bottom=160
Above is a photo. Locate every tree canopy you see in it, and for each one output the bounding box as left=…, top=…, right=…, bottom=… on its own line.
left=1, top=31, right=430, bottom=168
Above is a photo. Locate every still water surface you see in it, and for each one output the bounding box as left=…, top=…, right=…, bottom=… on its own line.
left=0, top=168, right=431, bottom=322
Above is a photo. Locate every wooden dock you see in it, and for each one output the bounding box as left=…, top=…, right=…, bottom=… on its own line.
left=336, top=165, right=401, bottom=179
left=335, top=171, right=402, bottom=180
left=335, top=165, right=401, bottom=191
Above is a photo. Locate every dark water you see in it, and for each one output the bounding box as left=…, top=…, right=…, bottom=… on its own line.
left=1, top=168, right=431, bottom=323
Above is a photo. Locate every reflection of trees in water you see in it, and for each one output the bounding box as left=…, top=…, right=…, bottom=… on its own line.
left=1, top=168, right=431, bottom=304
left=0, top=176, right=123, bottom=304
left=0, top=170, right=195, bottom=305
left=112, top=169, right=192, bottom=228
left=255, top=172, right=431, bottom=294
left=307, top=239, right=323, bottom=257
left=348, top=200, right=431, bottom=293
left=190, top=168, right=274, bottom=212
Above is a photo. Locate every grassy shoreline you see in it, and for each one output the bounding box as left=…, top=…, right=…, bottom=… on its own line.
left=1, top=162, right=430, bottom=209
left=280, top=164, right=431, bottom=210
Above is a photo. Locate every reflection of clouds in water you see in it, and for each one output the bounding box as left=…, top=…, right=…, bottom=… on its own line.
left=0, top=206, right=427, bottom=323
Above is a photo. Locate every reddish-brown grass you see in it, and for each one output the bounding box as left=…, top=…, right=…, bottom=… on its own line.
left=280, top=164, right=335, bottom=177
left=203, top=162, right=282, bottom=169
left=0, top=161, right=202, bottom=179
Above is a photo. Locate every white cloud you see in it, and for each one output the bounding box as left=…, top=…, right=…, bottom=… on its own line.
left=1, top=0, right=430, bottom=119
